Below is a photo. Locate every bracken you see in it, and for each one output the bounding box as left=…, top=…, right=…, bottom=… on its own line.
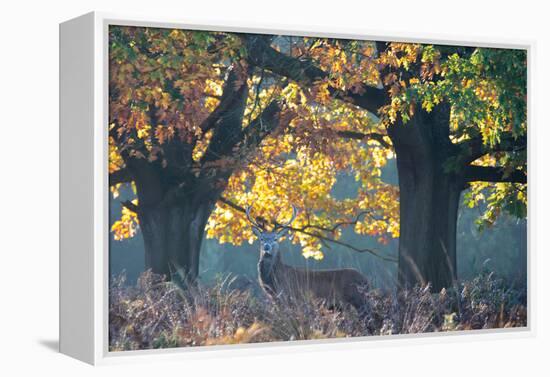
left=109, top=269, right=527, bottom=351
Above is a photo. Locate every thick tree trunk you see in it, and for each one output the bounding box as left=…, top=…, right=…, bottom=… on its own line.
left=137, top=196, right=214, bottom=282
left=389, top=105, right=462, bottom=291
left=395, top=153, right=461, bottom=290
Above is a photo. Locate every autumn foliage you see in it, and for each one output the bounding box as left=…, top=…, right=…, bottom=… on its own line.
left=109, top=28, right=403, bottom=260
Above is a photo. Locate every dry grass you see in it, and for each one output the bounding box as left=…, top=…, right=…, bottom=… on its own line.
left=109, top=270, right=527, bottom=351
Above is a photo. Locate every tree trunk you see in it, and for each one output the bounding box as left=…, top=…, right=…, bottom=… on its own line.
left=389, top=105, right=461, bottom=291
left=137, top=196, right=214, bottom=282
left=395, top=153, right=461, bottom=290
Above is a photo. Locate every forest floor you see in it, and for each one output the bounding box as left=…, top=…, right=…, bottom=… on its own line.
left=109, top=270, right=527, bottom=351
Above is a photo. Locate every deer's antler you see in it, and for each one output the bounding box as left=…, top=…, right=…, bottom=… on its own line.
left=276, top=205, right=297, bottom=229
left=245, top=203, right=263, bottom=229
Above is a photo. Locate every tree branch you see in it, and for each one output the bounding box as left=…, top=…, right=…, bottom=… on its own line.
left=291, top=210, right=373, bottom=235
left=121, top=200, right=139, bottom=213
left=329, top=88, right=387, bottom=114
left=244, top=35, right=387, bottom=114
left=244, top=35, right=326, bottom=84
left=458, top=133, right=527, bottom=164
left=375, top=41, right=390, bottom=56
left=242, top=100, right=284, bottom=150
left=464, top=165, right=527, bottom=184
left=199, top=64, right=248, bottom=133
left=335, top=130, right=392, bottom=148
left=217, top=196, right=397, bottom=262
left=201, top=63, right=250, bottom=163
left=109, top=168, right=133, bottom=186
left=289, top=228, right=396, bottom=262
left=198, top=99, right=285, bottom=182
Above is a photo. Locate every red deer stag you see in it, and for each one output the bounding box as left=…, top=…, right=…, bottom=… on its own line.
left=246, top=204, right=369, bottom=310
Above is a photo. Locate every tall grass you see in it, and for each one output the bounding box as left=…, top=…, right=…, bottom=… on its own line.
left=109, top=269, right=526, bottom=351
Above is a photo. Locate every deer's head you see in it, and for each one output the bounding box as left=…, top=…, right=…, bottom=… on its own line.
left=246, top=204, right=297, bottom=259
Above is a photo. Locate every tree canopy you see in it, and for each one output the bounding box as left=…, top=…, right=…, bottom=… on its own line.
left=109, top=26, right=526, bottom=264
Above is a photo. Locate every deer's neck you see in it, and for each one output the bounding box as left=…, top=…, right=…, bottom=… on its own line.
left=258, top=253, right=283, bottom=294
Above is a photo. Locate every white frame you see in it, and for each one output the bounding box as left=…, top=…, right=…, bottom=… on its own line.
left=59, top=11, right=535, bottom=365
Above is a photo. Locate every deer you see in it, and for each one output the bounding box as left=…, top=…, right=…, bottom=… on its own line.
left=246, top=204, right=369, bottom=311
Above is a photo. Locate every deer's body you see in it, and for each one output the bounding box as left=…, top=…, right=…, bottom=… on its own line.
left=247, top=205, right=369, bottom=310
left=258, top=252, right=368, bottom=309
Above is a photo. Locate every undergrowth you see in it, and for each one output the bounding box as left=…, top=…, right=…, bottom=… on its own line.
left=109, top=270, right=527, bottom=351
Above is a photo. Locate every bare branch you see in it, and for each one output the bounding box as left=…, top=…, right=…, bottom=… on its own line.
left=218, top=197, right=396, bottom=262
left=219, top=196, right=245, bottom=211
left=288, top=227, right=397, bottom=263
left=294, top=210, right=373, bottom=235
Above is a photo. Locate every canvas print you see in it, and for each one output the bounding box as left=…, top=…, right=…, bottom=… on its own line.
left=108, top=25, right=527, bottom=351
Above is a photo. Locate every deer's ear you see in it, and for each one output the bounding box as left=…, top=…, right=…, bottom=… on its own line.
left=252, top=226, right=262, bottom=238
left=276, top=227, right=290, bottom=239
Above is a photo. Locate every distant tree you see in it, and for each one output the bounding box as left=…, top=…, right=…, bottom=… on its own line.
left=109, top=27, right=526, bottom=289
